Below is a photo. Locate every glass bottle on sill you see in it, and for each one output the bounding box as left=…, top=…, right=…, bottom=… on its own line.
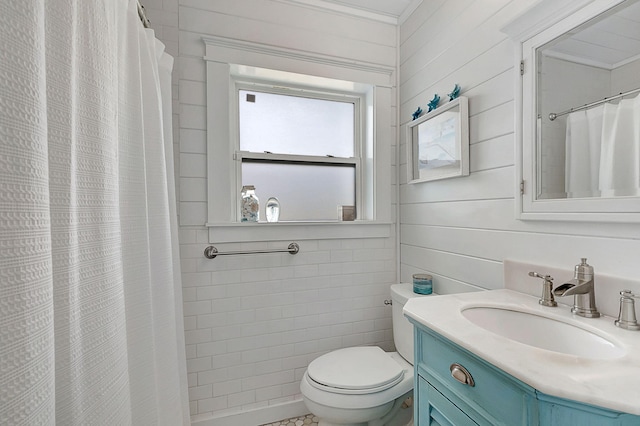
left=241, top=185, right=259, bottom=222
left=265, top=197, right=280, bottom=223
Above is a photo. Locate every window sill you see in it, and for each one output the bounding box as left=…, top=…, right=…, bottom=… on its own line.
left=206, top=221, right=392, bottom=243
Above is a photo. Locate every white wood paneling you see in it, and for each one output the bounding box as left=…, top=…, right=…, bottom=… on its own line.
left=400, top=198, right=640, bottom=240
left=399, top=0, right=640, bottom=306
left=400, top=0, right=446, bottom=45
left=400, top=39, right=514, bottom=120
left=400, top=167, right=514, bottom=203
left=401, top=244, right=504, bottom=290
left=179, top=4, right=396, bottom=66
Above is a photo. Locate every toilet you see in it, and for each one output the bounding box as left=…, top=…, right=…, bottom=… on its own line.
left=300, top=283, right=429, bottom=426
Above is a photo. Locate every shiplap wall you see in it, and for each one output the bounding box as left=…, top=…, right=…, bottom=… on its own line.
left=169, top=1, right=399, bottom=423
left=399, top=0, right=640, bottom=295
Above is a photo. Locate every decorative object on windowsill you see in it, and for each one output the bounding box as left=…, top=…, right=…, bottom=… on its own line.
left=448, top=84, right=461, bottom=101
left=427, top=94, right=440, bottom=112
left=265, top=197, right=280, bottom=222
left=241, top=185, right=259, bottom=222
left=412, top=106, right=423, bottom=121
left=339, top=205, right=355, bottom=221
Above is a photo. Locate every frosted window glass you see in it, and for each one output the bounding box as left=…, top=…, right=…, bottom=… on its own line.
left=242, top=162, right=355, bottom=221
left=239, top=90, right=355, bottom=157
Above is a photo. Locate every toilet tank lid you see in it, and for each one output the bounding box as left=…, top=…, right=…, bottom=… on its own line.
left=307, top=346, right=403, bottom=392
left=391, top=283, right=430, bottom=305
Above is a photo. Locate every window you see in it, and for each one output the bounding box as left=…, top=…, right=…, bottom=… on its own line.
left=202, top=36, right=394, bottom=241
left=235, top=85, right=362, bottom=221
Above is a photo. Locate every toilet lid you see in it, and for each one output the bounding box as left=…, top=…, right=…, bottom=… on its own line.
left=307, top=347, right=404, bottom=394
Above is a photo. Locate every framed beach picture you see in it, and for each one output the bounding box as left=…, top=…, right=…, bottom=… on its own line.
left=407, top=96, right=469, bottom=183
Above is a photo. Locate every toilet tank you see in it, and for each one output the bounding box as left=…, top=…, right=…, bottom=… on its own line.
left=390, top=283, right=431, bottom=365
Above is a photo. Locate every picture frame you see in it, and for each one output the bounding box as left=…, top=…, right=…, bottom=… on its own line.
left=407, top=96, right=469, bottom=184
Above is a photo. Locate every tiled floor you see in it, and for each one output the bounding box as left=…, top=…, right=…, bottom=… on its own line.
left=260, top=413, right=318, bottom=426
left=262, top=410, right=414, bottom=426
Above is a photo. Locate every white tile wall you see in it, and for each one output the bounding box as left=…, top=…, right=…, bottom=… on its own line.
left=180, top=236, right=396, bottom=418
left=147, top=0, right=398, bottom=421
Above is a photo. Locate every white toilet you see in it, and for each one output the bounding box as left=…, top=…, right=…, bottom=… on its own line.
left=300, top=283, right=429, bottom=426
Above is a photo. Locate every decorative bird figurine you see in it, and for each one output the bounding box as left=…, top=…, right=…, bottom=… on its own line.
left=448, top=84, right=461, bottom=101
left=412, top=106, right=423, bottom=120
left=427, top=94, right=440, bottom=112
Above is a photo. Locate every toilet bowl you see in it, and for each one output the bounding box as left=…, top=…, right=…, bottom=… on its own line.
left=300, top=283, right=430, bottom=426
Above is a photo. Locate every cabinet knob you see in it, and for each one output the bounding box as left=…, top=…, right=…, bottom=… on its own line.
left=450, top=363, right=475, bottom=387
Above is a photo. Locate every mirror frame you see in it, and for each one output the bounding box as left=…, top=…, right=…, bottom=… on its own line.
left=406, top=96, right=469, bottom=184
left=505, top=0, right=640, bottom=223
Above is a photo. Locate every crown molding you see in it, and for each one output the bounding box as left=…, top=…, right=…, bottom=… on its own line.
left=202, top=35, right=395, bottom=80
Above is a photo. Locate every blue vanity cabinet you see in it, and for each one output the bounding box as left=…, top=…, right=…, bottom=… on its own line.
left=417, top=376, right=477, bottom=426
left=415, top=325, right=538, bottom=425
left=414, top=324, right=640, bottom=426
left=537, top=394, right=640, bottom=426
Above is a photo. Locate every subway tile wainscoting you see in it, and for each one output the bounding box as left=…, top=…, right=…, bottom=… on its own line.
left=142, top=0, right=640, bottom=424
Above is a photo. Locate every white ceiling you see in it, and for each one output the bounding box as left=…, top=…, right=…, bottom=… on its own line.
left=545, top=1, right=640, bottom=69
left=285, top=0, right=422, bottom=23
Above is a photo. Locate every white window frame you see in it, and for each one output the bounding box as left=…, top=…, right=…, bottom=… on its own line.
left=202, top=35, right=393, bottom=243
left=233, top=81, right=363, bottom=222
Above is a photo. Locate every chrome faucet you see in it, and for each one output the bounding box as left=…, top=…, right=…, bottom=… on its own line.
left=553, top=258, right=600, bottom=318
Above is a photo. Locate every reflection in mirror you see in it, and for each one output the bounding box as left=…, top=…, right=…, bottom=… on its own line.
left=537, top=1, right=640, bottom=200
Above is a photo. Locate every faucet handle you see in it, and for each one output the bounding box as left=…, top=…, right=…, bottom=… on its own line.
left=528, top=272, right=557, bottom=307
left=615, top=290, right=640, bottom=330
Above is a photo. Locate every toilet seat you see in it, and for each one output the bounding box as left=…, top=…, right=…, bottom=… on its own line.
left=306, top=347, right=404, bottom=395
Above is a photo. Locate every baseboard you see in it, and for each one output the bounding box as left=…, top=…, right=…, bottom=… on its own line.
left=191, top=399, right=309, bottom=426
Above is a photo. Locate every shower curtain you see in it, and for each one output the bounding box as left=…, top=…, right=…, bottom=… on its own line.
left=0, top=1, right=189, bottom=424
left=565, top=93, right=640, bottom=197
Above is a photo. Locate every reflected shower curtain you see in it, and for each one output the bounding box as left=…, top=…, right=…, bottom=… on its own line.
left=0, top=0, right=189, bottom=424
left=599, top=95, right=640, bottom=196
left=565, top=93, right=640, bottom=198
left=565, top=106, right=605, bottom=197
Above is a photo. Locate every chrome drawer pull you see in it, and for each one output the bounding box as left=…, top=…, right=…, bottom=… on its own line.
left=450, top=363, right=475, bottom=387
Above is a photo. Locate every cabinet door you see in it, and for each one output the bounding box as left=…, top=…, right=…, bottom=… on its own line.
left=419, top=377, right=478, bottom=426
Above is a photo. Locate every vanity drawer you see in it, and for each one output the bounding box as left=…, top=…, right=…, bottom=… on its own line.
left=416, top=327, right=537, bottom=426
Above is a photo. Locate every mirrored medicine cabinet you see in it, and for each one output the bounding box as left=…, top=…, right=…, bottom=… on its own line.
left=505, top=0, right=640, bottom=222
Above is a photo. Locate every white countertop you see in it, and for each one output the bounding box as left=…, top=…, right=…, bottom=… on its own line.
left=404, top=289, right=640, bottom=415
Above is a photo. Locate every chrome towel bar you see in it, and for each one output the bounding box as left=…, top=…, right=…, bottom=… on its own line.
left=204, top=242, right=299, bottom=259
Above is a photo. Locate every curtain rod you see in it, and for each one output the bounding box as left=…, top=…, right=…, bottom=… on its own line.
left=549, top=87, right=640, bottom=121
left=137, top=1, right=151, bottom=28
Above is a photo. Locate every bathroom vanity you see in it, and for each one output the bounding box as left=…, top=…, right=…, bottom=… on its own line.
left=404, top=290, right=640, bottom=425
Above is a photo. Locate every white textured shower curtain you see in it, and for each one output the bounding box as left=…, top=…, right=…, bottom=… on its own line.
left=0, top=1, right=189, bottom=424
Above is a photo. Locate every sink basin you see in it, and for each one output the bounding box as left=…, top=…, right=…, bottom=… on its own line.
left=462, top=307, right=625, bottom=360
